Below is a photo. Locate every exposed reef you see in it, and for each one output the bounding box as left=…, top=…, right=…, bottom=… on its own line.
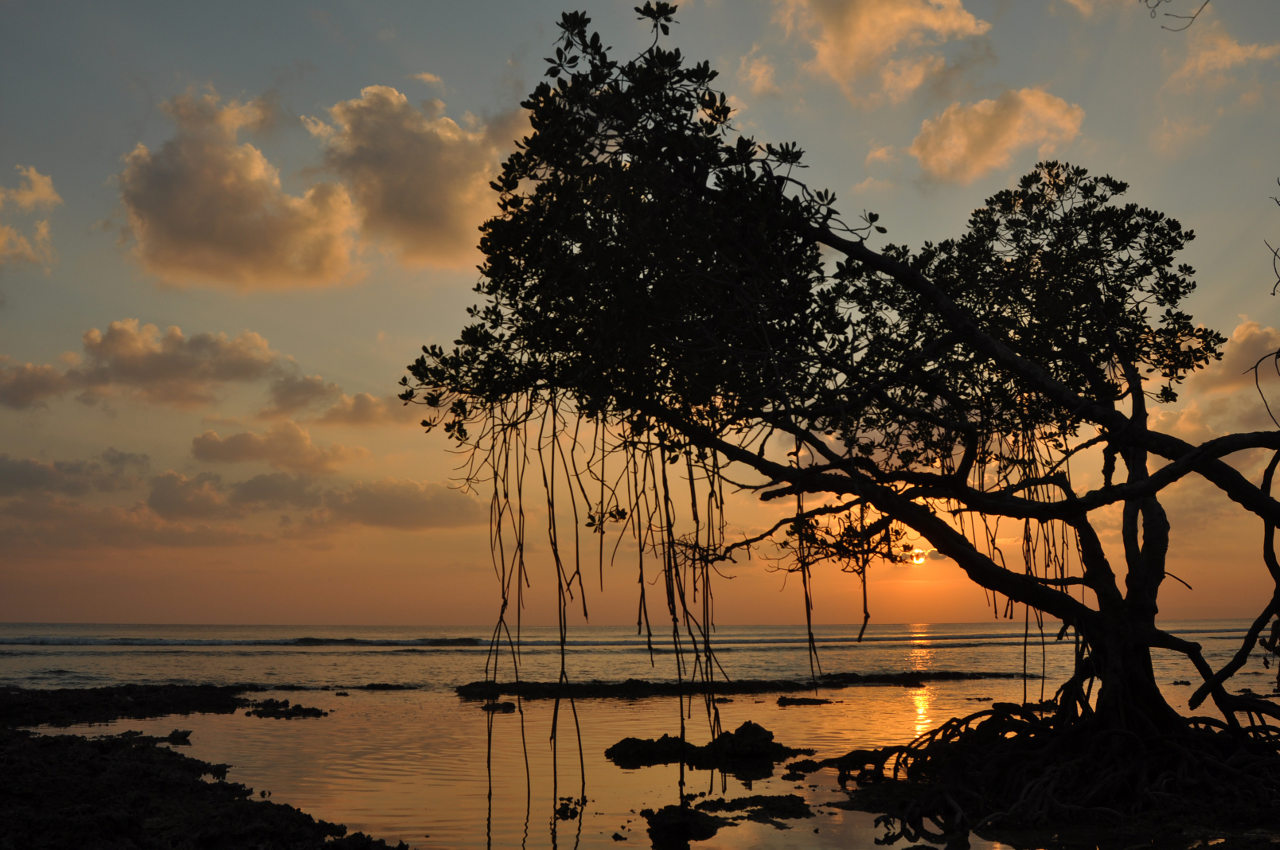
left=457, top=669, right=1029, bottom=701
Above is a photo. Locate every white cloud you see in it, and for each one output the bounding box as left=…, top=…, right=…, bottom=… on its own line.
left=306, top=85, right=521, bottom=267
left=0, top=358, right=72, bottom=409
left=0, top=165, right=62, bottom=270
left=324, top=478, right=487, bottom=529
left=1151, top=115, right=1211, bottom=157
left=316, top=392, right=410, bottom=426
left=0, top=493, right=264, bottom=551
left=412, top=72, right=445, bottom=90
left=77, top=319, right=282, bottom=406
left=1057, top=0, right=1128, bottom=16
left=1189, top=320, right=1280, bottom=397
left=261, top=374, right=343, bottom=418
left=908, top=88, right=1084, bottom=184
left=865, top=145, right=897, bottom=167
left=147, top=471, right=231, bottom=520
left=0, top=449, right=148, bottom=496
left=776, top=0, right=989, bottom=105
left=191, top=420, right=367, bottom=473
left=119, top=89, right=361, bottom=289
left=738, top=47, right=783, bottom=97
left=1166, top=18, right=1280, bottom=92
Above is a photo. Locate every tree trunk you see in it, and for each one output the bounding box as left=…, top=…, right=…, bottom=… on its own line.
left=1082, top=611, right=1184, bottom=736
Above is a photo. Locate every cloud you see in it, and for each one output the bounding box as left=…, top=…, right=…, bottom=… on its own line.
left=147, top=471, right=231, bottom=520
left=0, top=319, right=285, bottom=409
left=738, top=48, right=783, bottom=97
left=1057, top=0, right=1127, bottom=16
left=852, top=176, right=894, bottom=195
left=191, top=420, right=366, bottom=473
left=776, top=0, right=989, bottom=105
left=908, top=88, right=1084, bottom=183
left=1, top=493, right=263, bottom=550
left=0, top=449, right=149, bottom=497
left=0, top=358, right=72, bottom=409
left=228, top=472, right=323, bottom=509
left=1166, top=18, right=1280, bottom=92
left=316, top=392, right=410, bottom=426
left=77, top=318, right=283, bottom=406
left=1149, top=321, right=1280, bottom=443
left=305, top=85, right=521, bottom=267
left=261, top=373, right=343, bottom=417
left=1190, top=320, right=1280, bottom=396
left=0, top=319, right=402, bottom=422
left=0, top=165, right=62, bottom=270
left=324, top=478, right=487, bottom=529
left=0, top=165, right=61, bottom=212
left=865, top=145, right=897, bottom=167
left=412, top=72, right=445, bottom=90
left=1151, top=116, right=1210, bottom=157
left=119, top=89, right=360, bottom=289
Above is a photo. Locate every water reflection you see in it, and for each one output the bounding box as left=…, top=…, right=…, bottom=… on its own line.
left=911, top=686, right=935, bottom=739
left=907, top=641, right=934, bottom=673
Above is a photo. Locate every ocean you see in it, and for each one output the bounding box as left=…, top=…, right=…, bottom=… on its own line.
left=0, top=619, right=1266, bottom=849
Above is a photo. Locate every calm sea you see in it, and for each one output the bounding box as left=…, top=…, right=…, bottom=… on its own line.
left=0, top=620, right=1266, bottom=849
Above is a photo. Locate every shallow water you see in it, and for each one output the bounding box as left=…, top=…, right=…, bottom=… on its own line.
left=1, top=619, right=1267, bottom=849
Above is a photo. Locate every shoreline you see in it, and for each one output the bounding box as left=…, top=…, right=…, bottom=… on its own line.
left=0, top=684, right=410, bottom=849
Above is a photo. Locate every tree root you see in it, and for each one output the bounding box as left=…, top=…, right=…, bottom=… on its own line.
left=817, top=702, right=1280, bottom=846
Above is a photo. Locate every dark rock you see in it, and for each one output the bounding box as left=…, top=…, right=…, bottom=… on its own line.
left=777, top=696, right=831, bottom=706
left=641, top=804, right=731, bottom=849
left=244, top=698, right=328, bottom=719
left=605, top=721, right=813, bottom=781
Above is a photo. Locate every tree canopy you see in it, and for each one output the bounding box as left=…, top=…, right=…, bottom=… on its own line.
left=403, top=3, right=1280, bottom=834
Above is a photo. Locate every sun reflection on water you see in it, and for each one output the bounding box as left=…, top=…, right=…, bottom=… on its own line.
left=911, top=686, right=935, bottom=739
left=906, top=632, right=937, bottom=738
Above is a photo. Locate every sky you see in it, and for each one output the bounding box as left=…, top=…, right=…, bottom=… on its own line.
left=1, top=0, right=1279, bottom=627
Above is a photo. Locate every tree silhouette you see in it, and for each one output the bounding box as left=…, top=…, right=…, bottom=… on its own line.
left=403, top=3, right=1280, bottom=835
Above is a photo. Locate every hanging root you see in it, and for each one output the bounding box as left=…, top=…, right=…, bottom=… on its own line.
left=824, top=703, right=1280, bottom=845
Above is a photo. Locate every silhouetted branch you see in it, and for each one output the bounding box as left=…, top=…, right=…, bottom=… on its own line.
left=1144, top=0, right=1211, bottom=31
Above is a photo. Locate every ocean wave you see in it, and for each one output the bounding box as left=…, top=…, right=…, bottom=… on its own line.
left=0, top=636, right=485, bottom=649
